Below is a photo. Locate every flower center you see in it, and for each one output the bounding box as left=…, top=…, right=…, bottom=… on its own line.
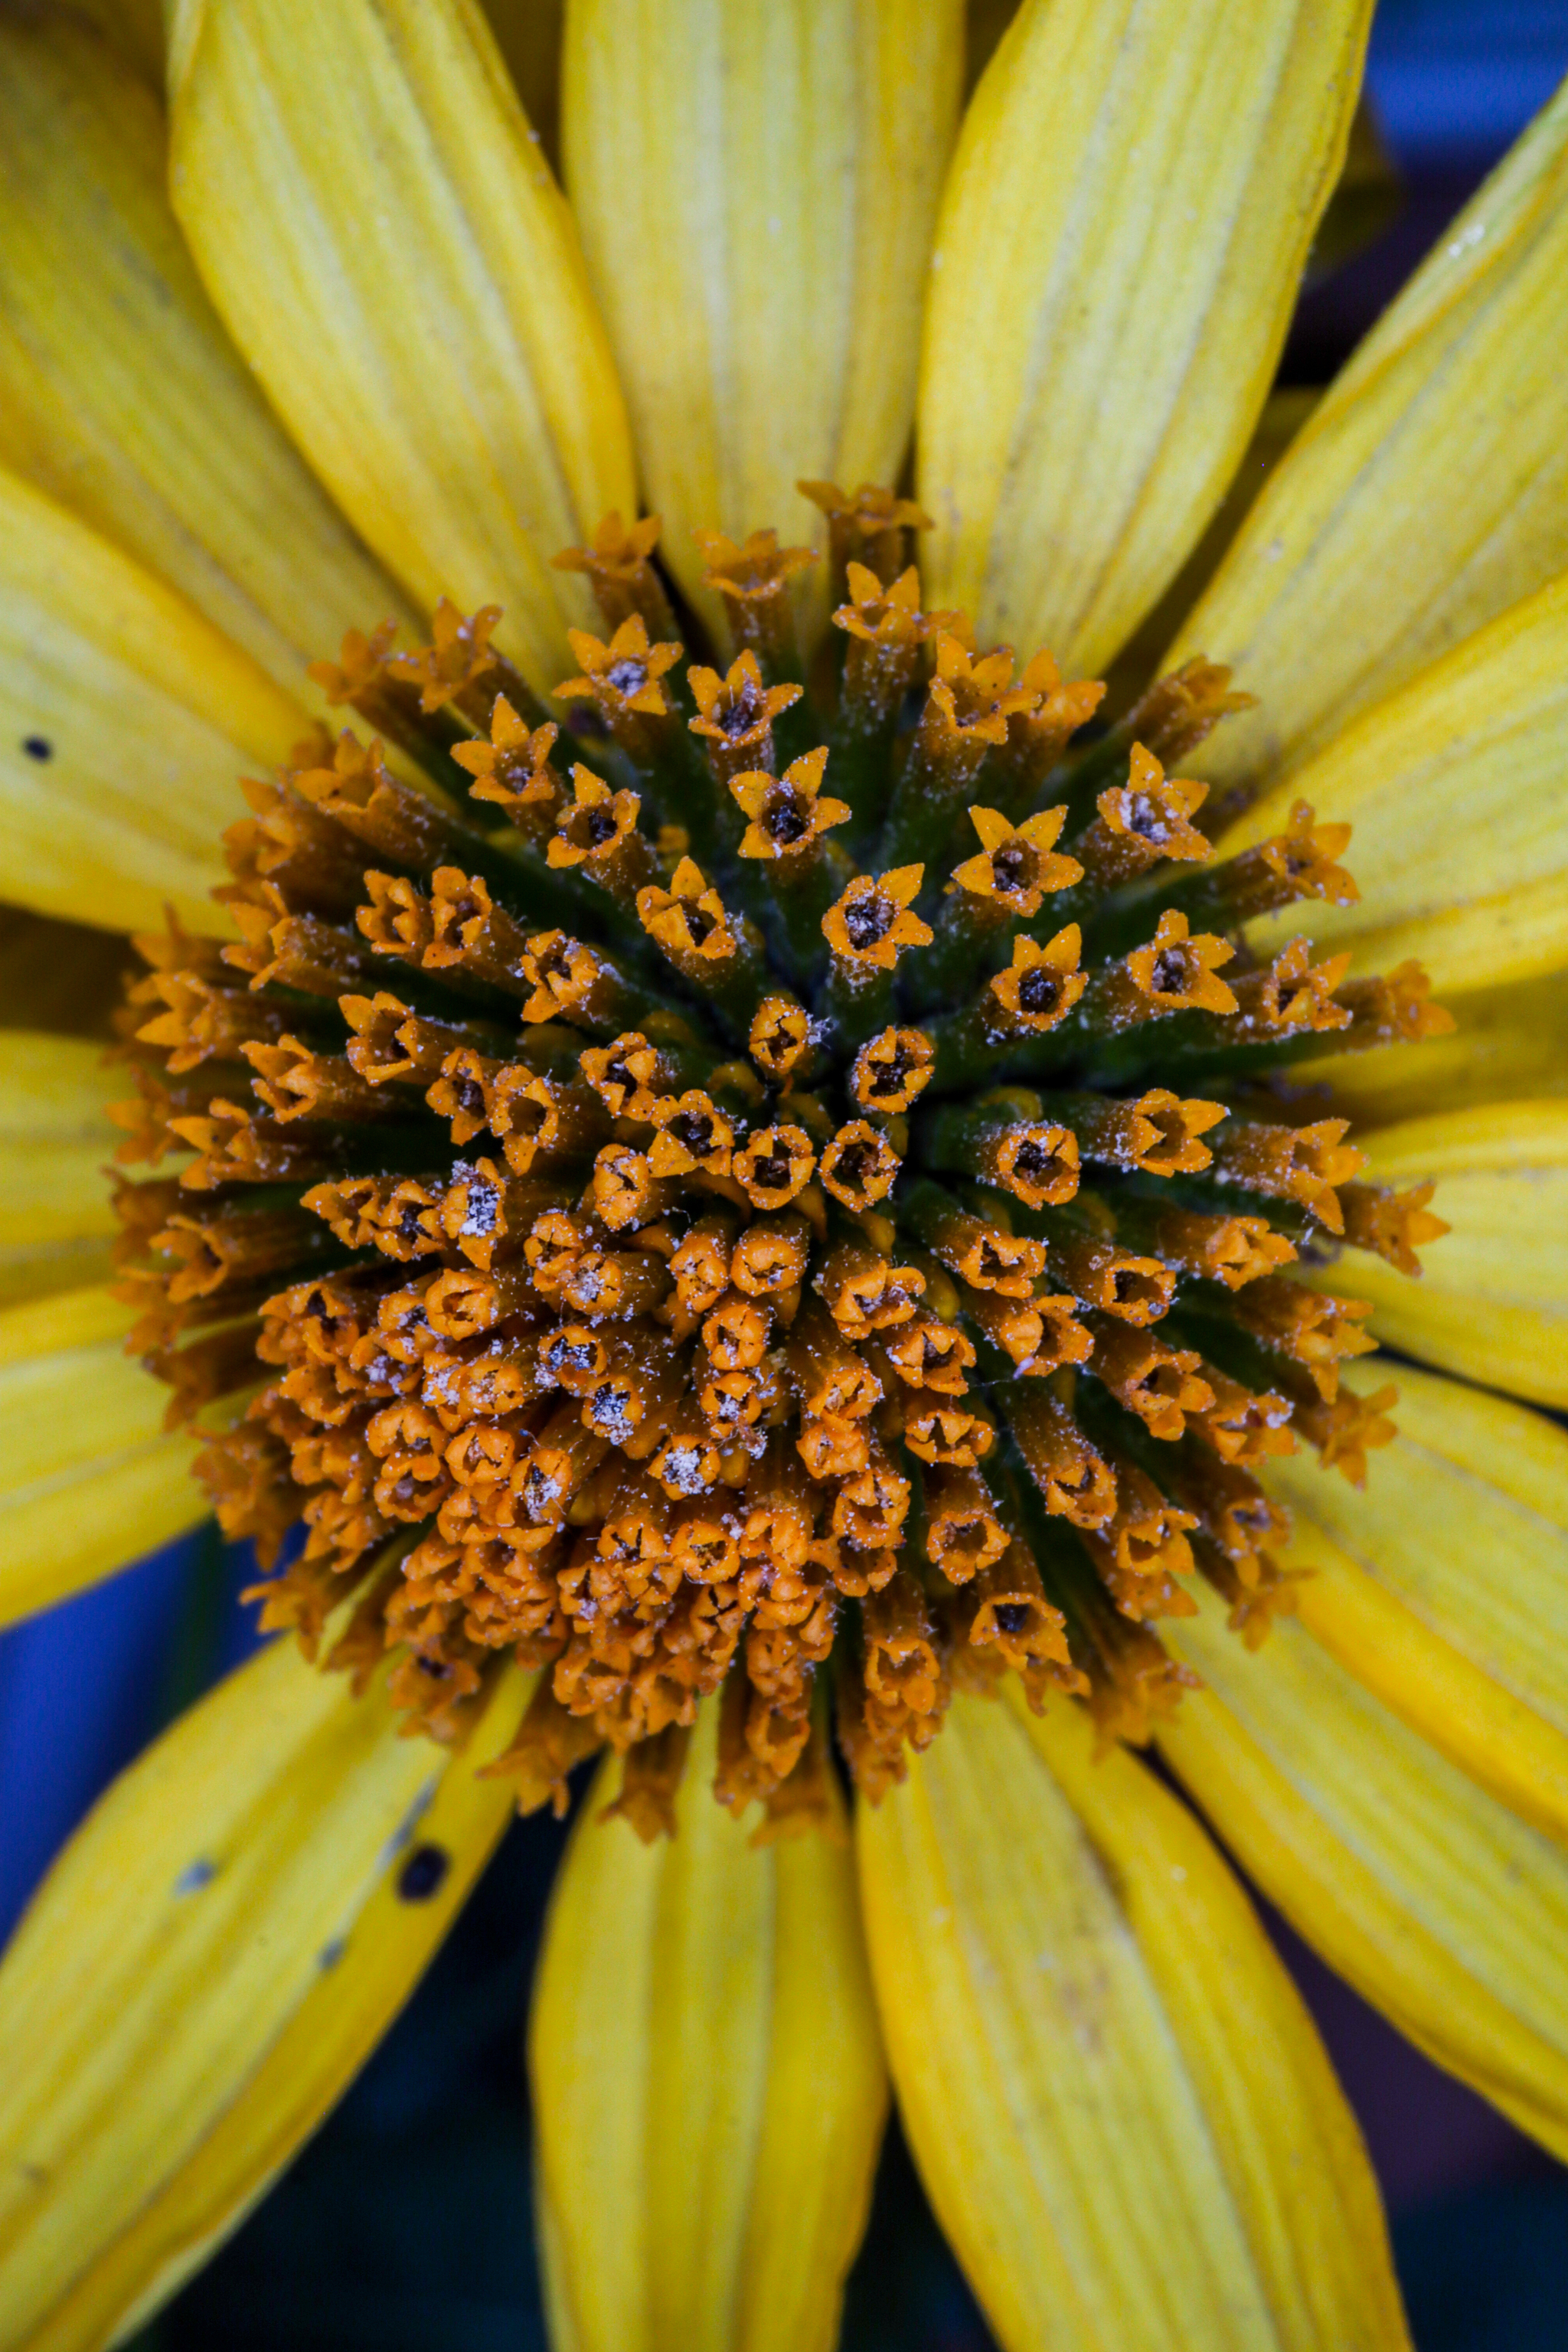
left=107, top=488, right=1450, bottom=1840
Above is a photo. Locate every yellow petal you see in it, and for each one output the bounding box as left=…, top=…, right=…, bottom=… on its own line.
left=918, top=0, right=1370, bottom=674
left=0, top=1638, right=529, bottom=2352
left=0, top=1032, right=122, bottom=1307
left=563, top=0, right=964, bottom=621
left=0, top=466, right=305, bottom=938
left=1159, top=1587, right=1568, bottom=2161
left=0, top=1285, right=204, bottom=1628
left=1308, top=1099, right=1568, bottom=1407
left=1269, top=1360, right=1568, bottom=1843
left=1173, top=76, right=1568, bottom=792
left=0, top=11, right=419, bottom=707
left=1293, top=966, right=1568, bottom=1129
left=530, top=1704, right=886, bottom=2352
left=1229, top=570, right=1568, bottom=995
left=165, top=0, right=635, bottom=704
left=857, top=1687, right=1409, bottom=2352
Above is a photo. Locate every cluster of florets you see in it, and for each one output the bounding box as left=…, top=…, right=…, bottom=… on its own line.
left=110, top=483, right=1449, bottom=1838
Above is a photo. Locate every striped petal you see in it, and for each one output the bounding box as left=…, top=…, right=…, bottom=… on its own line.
left=0, top=1032, right=122, bottom=1306
left=918, top=0, right=1370, bottom=674
left=1269, top=1361, right=1568, bottom=1844
left=0, top=466, right=305, bottom=937
left=564, top=0, right=963, bottom=625
left=857, top=1687, right=1410, bottom=2352
left=0, top=11, right=418, bottom=707
left=1292, top=967, right=1568, bottom=1130
left=1230, top=571, right=1568, bottom=996
left=1160, top=1589, right=1568, bottom=2161
left=531, top=1704, right=885, bottom=2352
left=165, top=0, right=635, bottom=703
left=1173, top=75, right=1568, bottom=792
left=0, top=1638, right=528, bottom=2352
left=0, top=1286, right=204, bottom=1628
left=1313, top=1100, right=1568, bottom=1408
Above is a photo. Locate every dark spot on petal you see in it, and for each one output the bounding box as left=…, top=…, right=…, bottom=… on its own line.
left=22, top=735, right=51, bottom=762
left=397, top=1842, right=450, bottom=1901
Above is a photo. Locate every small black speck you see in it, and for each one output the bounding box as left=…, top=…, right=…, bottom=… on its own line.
left=21, top=735, right=51, bottom=762
left=318, top=1936, right=348, bottom=1970
left=397, top=1842, right=450, bottom=1902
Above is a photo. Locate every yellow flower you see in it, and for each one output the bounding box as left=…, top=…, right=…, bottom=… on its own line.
left=2, top=3, right=1568, bottom=2348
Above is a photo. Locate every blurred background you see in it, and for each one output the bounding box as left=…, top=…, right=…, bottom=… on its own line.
left=5, top=1, right=1568, bottom=2344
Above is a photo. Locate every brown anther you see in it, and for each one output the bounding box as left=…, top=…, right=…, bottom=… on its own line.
left=731, top=746, right=851, bottom=862
left=241, top=1037, right=398, bottom=1127
left=958, top=1282, right=1090, bottom=1374
left=1260, top=801, right=1361, bottom=910
left=590, top=1143, right=675, bottom=1233
left=638, top=858, right=738, bottom=972
left=219, top=774, right=367, bottom=919
left=688, top=649, right=802, bottom=786
left=579, top=1031, right=674, bottom=1122
left=731, top=1214, right=811, bottom=1299
left=783, top=1298, right=882, bottom=1420
left=667, top=1215, right=740, bottom=1316
left=221, top=888, right=383, bottom=1001
left=902, top=1400, right=995, bottom=1468
left=1050, top=1234, right=1174, bottom=1326
left=916, top=1201, right=1044, bottom=1298
left=967, top=1545, right=1074, bottom=1677
left=694, top=526, right=814, bottom=668
left=1338, top=961, right=1455, bottom=1050
left=952, top=805, right=1082, bottom=919
left=1148, top=1204, right=1297, bottom=1289
left=990, top=649, right=1106, bottom=796
left=341, top=994, right=484, bottom=1086
left=546, top=767, right=652, bottom=901
left=648, top=1424, right=723, bottom=1501
left=1295, top=1382, right=1399, bottom=1487
left=816, top=1242, right=926, bottom=1338
left=308, top=619, right=399, bottom=709
left=923, top=1466, right=1009, bottom=1583
left=449, top=700, right=566, bottom=841
left=134, top=973, right=295, bottom=1073
left=798, top=479, right=929, bottom=596
left=1008, top=1389, right=1118, bottom=1527
left=863, top=1571, right=947, bottom=1720
left=831, top=564, right=951, bottom=732
left=645, top=1089, right=737, bottom=1181
left=1341, top=1181, right=1449, bottom=1276
left=292, top=732, right=469, bottom=871
left=553, top=511, right=678, bottom=641
left=1124, top=910, right=1239, bottom=1018
left=1192, top=1370, right=1297, bottom=1468
left=1231, top=939, right=1354, bottom=1037
left=818, top=1121, right=900, bottom=1211
left=1209, top=1116, right=1365, bottom=1234
left=1092, top=1322, right=1214, bottom=1441
left=384, top=598, right=502, bottom=715
left=600, top=1721, right=692, bottom=1843
left=822, top=866, right=932, bottom=974
left=988, top=928, right=1086, bottom=1036
left=1229, top=1283, right=1373, bottom=1406
left=851, top=1027, right=935, bottom=1116
left=832, top=1441, right=912, bottom=1551
left=1076, top=745, right=1210, bottom=890
left=519, top=931, right=631, bottom=1029
left=555, top=614, right=684, bottom=750
left=798, top=1413, right=871, bottom=1480
left=425, top=867, right=534, bottom=992
left=702, top=1292, right=772, bottom=1373
left=880, top=1315, right=977, bottom=1396
left=749, top=994, right=814, bottom=1085
left=733, top=1123, right=816, bottom=1211
left=356, top=870, right=432, bottom=965
left=1122, top=656, right=1255, bottom=769
left=982, top=1120, right=1080, bottom=1210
